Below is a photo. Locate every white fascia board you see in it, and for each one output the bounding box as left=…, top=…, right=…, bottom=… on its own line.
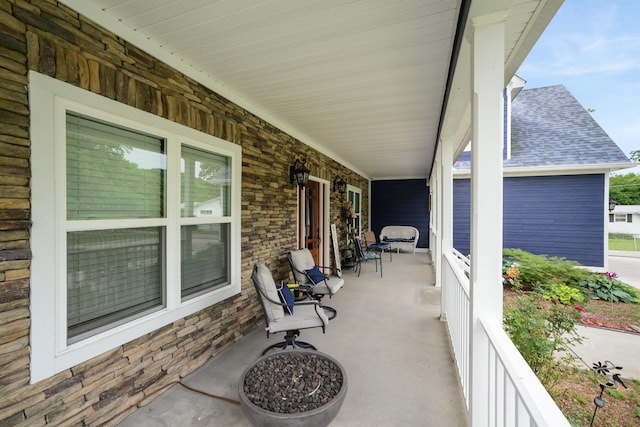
left=453, top=162, right=637, bottom=178
left=58, top=0, right=368, bottom=179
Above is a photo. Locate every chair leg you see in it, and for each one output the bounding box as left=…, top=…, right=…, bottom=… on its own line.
left=324, top=306, right=337, bottom=320
left=261, top=329, right=317, bottom=355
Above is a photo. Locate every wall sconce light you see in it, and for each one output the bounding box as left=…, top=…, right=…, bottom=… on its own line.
left=333, top=176, right=347, bottom=194
left=289, top=158, right=310, bottom=188
left=609, top=197, right=617, bottom=212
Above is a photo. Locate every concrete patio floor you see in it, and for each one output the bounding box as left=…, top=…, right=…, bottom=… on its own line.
left=117, top=252, right=468, bottom=426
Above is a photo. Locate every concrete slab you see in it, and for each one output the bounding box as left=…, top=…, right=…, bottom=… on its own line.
left=117, top=253, right=468, bottom=426
left=570, top=325, right=640, bottom=380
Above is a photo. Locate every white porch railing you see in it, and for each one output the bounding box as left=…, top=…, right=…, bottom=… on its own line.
left=442, top=251, right=571, bottom=426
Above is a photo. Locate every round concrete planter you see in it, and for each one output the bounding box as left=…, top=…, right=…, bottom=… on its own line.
left=238, top=350, right=347, bottom=427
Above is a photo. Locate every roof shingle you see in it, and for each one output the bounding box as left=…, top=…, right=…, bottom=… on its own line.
left=455, top=84, right=630, bottom=169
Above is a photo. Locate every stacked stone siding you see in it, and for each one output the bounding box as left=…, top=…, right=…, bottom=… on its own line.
left=0, top=0, right=368, bottom=425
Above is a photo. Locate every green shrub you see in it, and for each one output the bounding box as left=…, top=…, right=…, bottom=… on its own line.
left=503, top=248, right=591, bottom=287
left=577, top=274, right=639, bottom=303
left=537, top=283, right=586, bottom=305
left=504, top=292, right=582, bottom=388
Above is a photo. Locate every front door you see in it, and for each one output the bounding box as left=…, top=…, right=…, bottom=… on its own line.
left=299, top=180, right=323, bottom=265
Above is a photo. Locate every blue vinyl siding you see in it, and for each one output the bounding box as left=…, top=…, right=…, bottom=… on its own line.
left=452, top=179, right=471, bottom=255
left=371, top=179, right=429, bottom=248
left=453, top=174, right=605, bottom=267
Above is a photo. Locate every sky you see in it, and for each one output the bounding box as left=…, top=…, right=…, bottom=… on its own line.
left=516, top=0, right=640, bottom=174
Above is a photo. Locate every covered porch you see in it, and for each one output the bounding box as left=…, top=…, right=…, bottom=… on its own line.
left=0, top=1, right=578, bottom=426
left=118, top=253, right=468, bottom=426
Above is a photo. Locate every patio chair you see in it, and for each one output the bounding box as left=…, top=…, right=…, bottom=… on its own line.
left=353, top=236, right=382, bottom=277
left=286, top=248, right=344, bottom=319
left=362, top=230, right=392, bottom=262
left=251, top=263, right=330, bottom=355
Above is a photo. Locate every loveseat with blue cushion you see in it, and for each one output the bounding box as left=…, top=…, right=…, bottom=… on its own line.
left=380, top=225, right=419, bottom=254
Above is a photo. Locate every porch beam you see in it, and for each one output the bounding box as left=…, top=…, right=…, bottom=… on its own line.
left=468, top=11, right=506, bottom=427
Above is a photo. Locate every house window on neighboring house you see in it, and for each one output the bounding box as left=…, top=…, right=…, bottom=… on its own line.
left=628, top=214, right=633, bottom=223
left=609, top=214, right=614, bottom=223
left=29, top=72, right=241, bottom=383
left=614, top=214, right=628, bottom=222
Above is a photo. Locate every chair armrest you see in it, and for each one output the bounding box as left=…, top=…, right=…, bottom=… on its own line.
left=257, top=284, right=323, bottom=309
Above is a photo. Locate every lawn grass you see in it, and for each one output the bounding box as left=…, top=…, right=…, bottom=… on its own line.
left=609, top=237, right=640, bottom=252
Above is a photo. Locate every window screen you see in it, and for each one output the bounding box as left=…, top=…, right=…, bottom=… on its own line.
left=66, top=113, right=166, bottom=342
left=66, top=113, right=166, bottom=220
left=181, top=224, right=229, bottom=299
left=181, top=145, right=231, bottom=217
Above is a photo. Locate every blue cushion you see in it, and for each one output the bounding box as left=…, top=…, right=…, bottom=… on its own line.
left=383, top=237, right=415, bottom=243
left=278, top=285, right=295, bottom=315
left=305, top=266, right=326, bottom=284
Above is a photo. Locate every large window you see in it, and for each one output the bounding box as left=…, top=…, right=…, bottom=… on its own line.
left=30, top=72, right=241, bottom=383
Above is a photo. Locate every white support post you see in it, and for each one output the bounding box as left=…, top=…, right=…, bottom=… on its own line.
left=432, top=153, right=441, bottom=288
left=441, top=139, right=454, bottom=258
left=468, top=12, right=506, bottom=427
left=439, top=139, right=454, bottom=320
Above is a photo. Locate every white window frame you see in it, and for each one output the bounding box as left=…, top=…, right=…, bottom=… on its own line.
left=347, top=185, right=362, bottom=239
left=29, top=71, right=242, bottom=383
left=613, top=213, right=628, bottom=223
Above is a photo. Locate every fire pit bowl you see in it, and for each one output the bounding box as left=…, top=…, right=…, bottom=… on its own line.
left=238, top=349, right=348, bottom=427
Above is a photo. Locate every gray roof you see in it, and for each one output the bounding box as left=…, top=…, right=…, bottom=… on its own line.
left=455, top=84, right=630, bottom=170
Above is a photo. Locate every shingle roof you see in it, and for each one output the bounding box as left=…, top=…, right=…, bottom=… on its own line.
left=455, top=84, right=630, bottom=169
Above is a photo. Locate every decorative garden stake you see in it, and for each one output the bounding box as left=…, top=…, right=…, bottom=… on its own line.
left=590, top=360, right=626, bottom=427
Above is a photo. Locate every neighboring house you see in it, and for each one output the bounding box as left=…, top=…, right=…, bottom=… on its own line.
left=453, top=81, right=633, bottom=268
left=609, top=205, right=640, bottom=235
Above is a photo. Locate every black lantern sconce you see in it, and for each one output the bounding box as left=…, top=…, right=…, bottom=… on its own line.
left=333, top=176, right=347, bottom=194
left=290, top=158, right=310, bottom=188
left=609, top=198, right=617, bottom=212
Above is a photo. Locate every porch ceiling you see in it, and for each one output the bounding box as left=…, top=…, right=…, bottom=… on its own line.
left=59, top=0, right=561, bottom=180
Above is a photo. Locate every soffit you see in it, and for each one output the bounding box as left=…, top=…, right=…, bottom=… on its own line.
left=59, top=0, right=561, bottom=180
left=59, top=0, right=460, bottom=179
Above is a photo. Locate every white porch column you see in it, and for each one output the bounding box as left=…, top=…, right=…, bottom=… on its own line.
left=431, top=155, right=441, bottom=287
left=438, top=139, right=454, bottom=319
left=468, top=12, right=506, bottom=427
left=440, top=139, right=454, bottom=258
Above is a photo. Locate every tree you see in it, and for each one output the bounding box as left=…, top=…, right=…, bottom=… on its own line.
left=631, top=150, right=640, bottom=163
left=610, top=173, right=640, bottom=205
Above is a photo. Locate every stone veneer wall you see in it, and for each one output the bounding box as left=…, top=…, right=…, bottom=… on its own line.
left=0, top=1, right=368, bottom=425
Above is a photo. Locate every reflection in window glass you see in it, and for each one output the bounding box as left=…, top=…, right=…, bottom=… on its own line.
left=66, top=113, right=166, bottom=220
left=181, top=224, right=229, bottom=299
left=181, top=145, right=231, bottom=217
left=67, top=228, right=164, bottom=342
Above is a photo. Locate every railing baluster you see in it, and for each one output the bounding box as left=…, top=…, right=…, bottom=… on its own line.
left=441, top=250, right=570, bottom=426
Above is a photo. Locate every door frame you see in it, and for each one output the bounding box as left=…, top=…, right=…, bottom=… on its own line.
left=297, top=176, right=330, bottom=267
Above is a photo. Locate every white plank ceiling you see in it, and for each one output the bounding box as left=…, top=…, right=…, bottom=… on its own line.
left=60, top=0, right=460, bottom=179
left=59, top=0, right=559, bottom=179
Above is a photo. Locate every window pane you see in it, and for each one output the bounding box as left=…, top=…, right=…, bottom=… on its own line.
left=67, top=228, right=164, bottom=341
left=181, top=145, right=231, bottom=217
left=181, top=224, right=229, bottom=299
left=66, top=113, right=166, bottom=220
